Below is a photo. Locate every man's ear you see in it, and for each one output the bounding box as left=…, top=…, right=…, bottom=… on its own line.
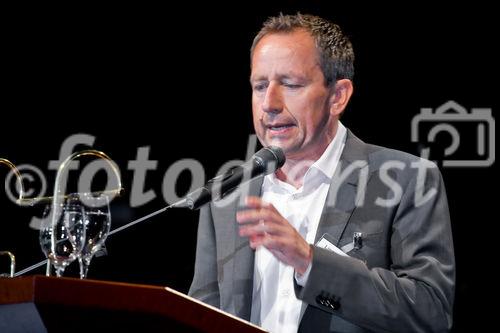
left=329, top=79, right=354, bottom=117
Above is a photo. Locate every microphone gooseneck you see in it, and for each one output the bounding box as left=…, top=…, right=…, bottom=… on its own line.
left=176, top=146, right=285, bottom=210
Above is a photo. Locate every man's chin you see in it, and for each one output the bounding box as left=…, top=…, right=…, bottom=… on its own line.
left=259, top=136, right=298, bottom=156
left=266, top=141, right=298, bottom=157
left=264, top=139, right=288, bottom=151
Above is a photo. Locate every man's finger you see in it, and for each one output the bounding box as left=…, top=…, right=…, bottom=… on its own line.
left=239, top=222, right=267, bottom=237
left=239, top=220, right=287, bottom=238
left=244, top=196, right=271, bottom=208
left=236, top=209, right=278, bottom=224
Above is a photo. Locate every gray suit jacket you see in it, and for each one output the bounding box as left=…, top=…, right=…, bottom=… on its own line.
left=189, top=131, right=455, bottom=333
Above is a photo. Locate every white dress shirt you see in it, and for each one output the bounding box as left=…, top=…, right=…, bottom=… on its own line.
left=251, top=122, right=347, bottom=333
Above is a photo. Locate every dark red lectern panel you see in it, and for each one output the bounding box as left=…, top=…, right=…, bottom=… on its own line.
left=0, top=276, right=264, bottom=333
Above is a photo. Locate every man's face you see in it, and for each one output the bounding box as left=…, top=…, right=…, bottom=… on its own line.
left=251, top=29, right=335, bottom=160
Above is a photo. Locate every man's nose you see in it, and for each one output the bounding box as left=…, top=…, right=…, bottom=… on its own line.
left=262, top=82, right=283, bottom=114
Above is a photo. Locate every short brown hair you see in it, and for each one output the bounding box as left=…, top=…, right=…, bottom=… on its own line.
left=251, top=13, right=354, bottom=86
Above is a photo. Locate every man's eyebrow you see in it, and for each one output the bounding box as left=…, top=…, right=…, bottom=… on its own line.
left=278, top=73, right=307, bottom=81
left=250, top=73, right=307, bottom=83
left=250, top=75, right=267, bottom=83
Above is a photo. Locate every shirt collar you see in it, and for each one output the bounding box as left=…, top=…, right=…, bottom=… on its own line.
left=310, top=121, right=347, bottom=180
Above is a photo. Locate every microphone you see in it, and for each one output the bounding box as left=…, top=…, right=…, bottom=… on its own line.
left=173, top=146, right=285, bottom=210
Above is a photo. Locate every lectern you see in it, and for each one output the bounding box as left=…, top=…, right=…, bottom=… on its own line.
left=0, top=276, right=265, bottom=333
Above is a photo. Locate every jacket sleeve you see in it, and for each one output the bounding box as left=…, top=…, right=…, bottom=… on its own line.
left=295, top=166, right=455, bottom=333
left=188, top=204, right=220, bottom=308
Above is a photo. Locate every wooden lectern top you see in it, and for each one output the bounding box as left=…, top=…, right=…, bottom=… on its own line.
left=0, top=275, right=266, bottom=333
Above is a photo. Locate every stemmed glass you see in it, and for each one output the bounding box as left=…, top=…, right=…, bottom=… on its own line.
left=39, top=194, right=86, bottom=277
left=78, top=193, right=111, bottom=279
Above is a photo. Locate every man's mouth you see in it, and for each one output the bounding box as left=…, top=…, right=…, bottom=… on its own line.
left=266, top=123, right=295, bottom=131
left=266, top=123, right=295, bottom=132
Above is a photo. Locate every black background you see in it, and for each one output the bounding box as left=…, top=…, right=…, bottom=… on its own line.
left=1, top=2, right=497, bottom=331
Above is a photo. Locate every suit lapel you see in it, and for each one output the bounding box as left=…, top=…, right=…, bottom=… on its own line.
left=314, top=130, right=371, bottom=245
left=225, top=175, right=263, bottom=320
left=300, top=130, right=371, bottom=321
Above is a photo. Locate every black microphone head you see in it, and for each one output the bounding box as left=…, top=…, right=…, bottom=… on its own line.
left=253, top=146, right=286, bottom=174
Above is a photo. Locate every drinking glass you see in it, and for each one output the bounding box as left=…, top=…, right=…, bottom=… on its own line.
left=39, top=194, right=86, bottom=277
left=78, top=193, right=111, bottom=279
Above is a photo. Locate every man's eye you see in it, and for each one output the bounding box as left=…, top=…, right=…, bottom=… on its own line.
left=284, top=83, right=302, bottom=89
left=253, top=83, right=267, bottom=92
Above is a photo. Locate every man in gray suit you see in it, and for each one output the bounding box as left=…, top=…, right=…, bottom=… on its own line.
left=189, top=13, right=455, bottom=332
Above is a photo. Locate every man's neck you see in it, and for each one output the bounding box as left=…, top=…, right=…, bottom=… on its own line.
left=275, top=160, right=313, bottom=189
left=276, top=123, right=339, bottom=189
